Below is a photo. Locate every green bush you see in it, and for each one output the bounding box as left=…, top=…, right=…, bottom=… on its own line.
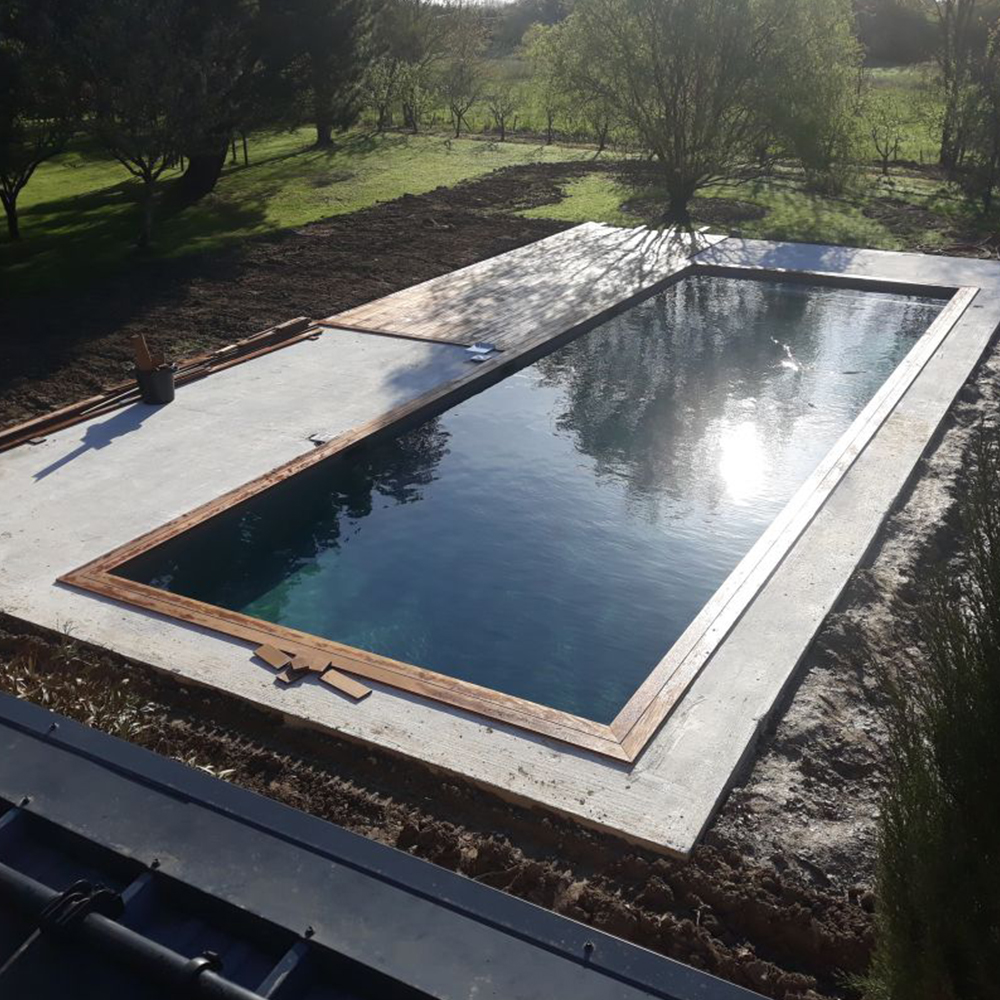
left=865, top=424, right=1000, bottom=999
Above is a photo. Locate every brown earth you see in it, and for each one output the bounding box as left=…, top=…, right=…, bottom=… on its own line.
left=0, top=161, right=597, bottom=431
left=1, top=158, right=995, bottom=997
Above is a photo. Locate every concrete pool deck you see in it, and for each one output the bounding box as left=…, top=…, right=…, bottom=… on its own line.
left=2, top=224, right=999, bottom=855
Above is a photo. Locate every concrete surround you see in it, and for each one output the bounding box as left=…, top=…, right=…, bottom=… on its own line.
left=2, top=227, right=999, bottom=856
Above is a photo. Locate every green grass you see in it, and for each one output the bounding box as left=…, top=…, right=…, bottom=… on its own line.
left=3, top=128, right=586, bottom=296
left=867, top=63, right=943, bottom=164
left=521, top=167, right=976, bottom=250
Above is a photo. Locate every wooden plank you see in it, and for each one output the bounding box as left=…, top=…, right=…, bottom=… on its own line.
left=131, top=334, right=155, bottom=372
left=59, top=570, right=629, bottom=759
left=319, top=668, right=372, bottom=701
left=0, top=317, right=317, bottom=455
left=326, top=224, right=715, bottom=354
left=611, top=285, right=980, bottom=758
left=254, top=644, right=291, bottom=670
left=290, top=651, right=331, bottom=674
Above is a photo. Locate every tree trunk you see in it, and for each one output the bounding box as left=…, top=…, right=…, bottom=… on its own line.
left=593, top=122, right=609, bottom=158
left=242, top=133, right=249, bottom=166
left=170, top=142, right=229, bottom=206
left=546, top=112, right=554, bottom=145
left=941, top=103, right=960, bottom=171
left=313, top=52, right=334, bottom=148
left=1, top=191, right=19, bottom=241
left=664, top=187, right=693, bottom=227
left=137, top=180, right=155, bottom=249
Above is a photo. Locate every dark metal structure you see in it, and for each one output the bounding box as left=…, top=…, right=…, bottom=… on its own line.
left=0, top=691, right=762, bottom=999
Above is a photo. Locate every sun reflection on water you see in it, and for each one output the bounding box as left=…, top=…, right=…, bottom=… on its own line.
left=718, top=420, right=766, bottom=502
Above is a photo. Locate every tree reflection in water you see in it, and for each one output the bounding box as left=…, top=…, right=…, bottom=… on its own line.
left=117, top=277, right=943, bottom=722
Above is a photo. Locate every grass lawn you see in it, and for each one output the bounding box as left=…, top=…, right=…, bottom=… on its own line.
left=520, top=166, right=983, bottom=251
left=3, top=128, right=586, bottom=297
left=868, top=63, right=942, bottom=164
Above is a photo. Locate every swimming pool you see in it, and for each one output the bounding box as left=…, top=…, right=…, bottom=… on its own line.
left=111, top=275, right=944, bottom=725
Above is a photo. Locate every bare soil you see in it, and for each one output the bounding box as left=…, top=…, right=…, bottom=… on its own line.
left=0, top=161, right=592, bottom=431
left=1, top=158, right=996, bottom=998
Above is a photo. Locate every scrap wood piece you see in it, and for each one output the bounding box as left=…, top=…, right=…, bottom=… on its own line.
left=319, top=668, right=371, bottom=701
left=131, top=334, right=155, bottom=372
left=290, top=651, right=331, bottom=674
left=253, top=644, right=291, bottom=670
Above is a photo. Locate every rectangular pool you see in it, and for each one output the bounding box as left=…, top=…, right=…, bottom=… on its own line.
left=111, top=275, right=944, bottom=725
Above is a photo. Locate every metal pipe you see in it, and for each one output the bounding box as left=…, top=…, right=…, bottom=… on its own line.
left=0, top=861, right=265, bottom=1000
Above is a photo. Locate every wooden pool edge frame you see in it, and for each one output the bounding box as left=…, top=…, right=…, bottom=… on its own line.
left=56, top=270, right=979, bottom=765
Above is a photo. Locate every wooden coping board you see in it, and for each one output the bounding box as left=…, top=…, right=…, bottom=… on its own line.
left=57, top=226, right=972, bottom=763
left=326, top=223, right=717, bottom=351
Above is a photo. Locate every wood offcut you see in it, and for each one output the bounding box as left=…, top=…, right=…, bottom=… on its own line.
left=254, top=643, right=371, bottom=700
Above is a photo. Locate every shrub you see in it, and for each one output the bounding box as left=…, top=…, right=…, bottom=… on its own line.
left=865, top=424, right=1000, bottom=999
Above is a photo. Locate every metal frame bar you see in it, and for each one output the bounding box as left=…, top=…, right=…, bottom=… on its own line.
left=56, top=269, right=979, bottom=763
left=0, top=691, right=764, bottom=1000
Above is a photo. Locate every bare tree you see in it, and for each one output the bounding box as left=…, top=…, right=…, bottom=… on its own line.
left=485, top=79, right=518, bottom=141
left=865, top=89, right=910, bottom=175
left=558, top=0, right=861, bottom=221
left=438, top=5, right=485, bottom=138
left=523, top=22, right=566, bottom=144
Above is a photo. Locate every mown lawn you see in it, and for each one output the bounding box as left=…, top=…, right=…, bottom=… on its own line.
left=3, top=128, right=586, bottom=297
left=520, top=165, right=985, bottom=251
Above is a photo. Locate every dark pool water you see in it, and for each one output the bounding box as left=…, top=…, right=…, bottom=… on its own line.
left=116, top=277, right=944, bottom=722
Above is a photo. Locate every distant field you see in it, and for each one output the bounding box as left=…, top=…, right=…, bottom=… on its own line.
left=867, top=62, right=942, bottom=163
left=4, top=128, right=586, bottom=296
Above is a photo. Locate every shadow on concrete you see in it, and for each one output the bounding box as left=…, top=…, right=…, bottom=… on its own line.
left=33, top=403, right=163, bottom=481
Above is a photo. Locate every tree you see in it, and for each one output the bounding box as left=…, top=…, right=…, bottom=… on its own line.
left=865, top=88, right=910, bottom=175
left=398, top=61, right=434, bottom=132
left=166, top=0, right=289, bottom=205
left=291, top=0, right=371, bottom=148
left=0, top=0, right=76, bottom=241
left=485, top=76, right=519, bottom=141
left=960, top=24, right=1000, bottom=212
left=79, top=0, right=188, bottom=248
left=855, top=0, right=937, bottom=66
left=439, top=7, right=486, bottom=138
left=363, top=56, right=404, bottom=130
left=557, top=0, right=861, bottom=223
left=767, top=1, right=865, bottom=193
left=523, top=22, right=566, bottom=144
left=380, top=0, right=450, bottom=131
left=923, top=0, right=982, bottom=171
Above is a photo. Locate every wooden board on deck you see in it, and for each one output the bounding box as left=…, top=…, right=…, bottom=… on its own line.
left=326, top=223, right=722, bottom=352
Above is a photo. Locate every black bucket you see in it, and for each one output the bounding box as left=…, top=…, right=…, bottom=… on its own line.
left=136, top=365, right=176, bottom=405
